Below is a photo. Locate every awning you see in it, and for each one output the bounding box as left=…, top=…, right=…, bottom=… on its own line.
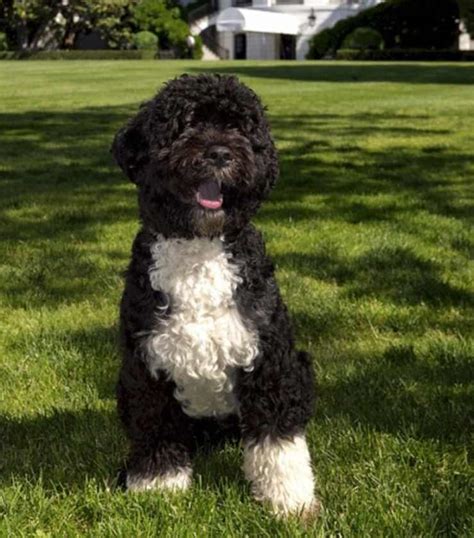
left=216, top=8, right=299, bottom=35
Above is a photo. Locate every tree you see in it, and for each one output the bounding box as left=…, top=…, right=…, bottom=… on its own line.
left=132, top=0, right=189, bottom=54
left=0, top=0, right=196, bottom=54
left=458, top=1, right=474, bottom=34
left=58, top=0, right=135, bottom=49
left=1, top=0, right=61, bottom=50
left=0, top=0, right=134, bottom=50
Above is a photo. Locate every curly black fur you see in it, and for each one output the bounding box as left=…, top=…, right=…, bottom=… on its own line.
left=112, top=74, right=315, bottom=489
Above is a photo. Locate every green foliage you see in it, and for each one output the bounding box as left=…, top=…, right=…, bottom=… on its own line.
left=342, top=27, right=384, bottom=51
left=132, top=30, right=158, bottom=50
left=191, top=34, right=203, bottom=60
left=458, top=0, right=474, bottom=33
left=132, top=0, right=191, bottom=56
left=87, top=0, right=138, bottom=49
left=1, top=0, right=194, bottom=55
left=1, top=0, right=135, bottom=50
left=307, top=29, right=333, bottom=59
left=0, top=32, right=8, bottom=51
left=307, top=0, right=459, bottom=59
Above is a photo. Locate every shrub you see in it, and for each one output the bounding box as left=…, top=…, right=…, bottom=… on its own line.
left=459, top=0, right=474, bottom=34
left=335, top=49, right=474, bottom=61
left=307, top=0, right=459, bottom=59
left=132, top=0, right=192, bottom=58
left=0, top=32, right=8, bottom=51
left=133, top=31, right=158, bottom=50
left=307, top=29, right=334, bottom=59
left=341, top=27, right=384, bottom=51
left=190, top=34, right=203, bottom=60
left=0, top=50, right=157, bottom=60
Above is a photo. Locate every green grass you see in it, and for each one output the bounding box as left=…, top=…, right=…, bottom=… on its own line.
left=0, top=60, right=473, bottom=537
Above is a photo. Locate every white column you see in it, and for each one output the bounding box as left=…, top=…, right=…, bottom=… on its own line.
left=459, top=21, right=473, bottom=51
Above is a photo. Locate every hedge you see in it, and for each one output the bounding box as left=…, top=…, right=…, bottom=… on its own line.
left=341, top=27, right=384, bottom=51
left=0, top=50, right=160, bottom=60
left=307, top=0, right=460, bottom=59
left=336, top=49, right=474, bottom=61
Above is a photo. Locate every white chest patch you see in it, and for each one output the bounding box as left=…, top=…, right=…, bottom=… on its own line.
left=143, top=235, right=258, bottom=418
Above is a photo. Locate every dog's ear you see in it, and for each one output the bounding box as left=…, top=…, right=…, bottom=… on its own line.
left=111, top=110, right=149, bottom=184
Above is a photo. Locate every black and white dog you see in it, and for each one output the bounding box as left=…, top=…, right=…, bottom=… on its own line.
left=112, top=74, right=317, bottom=517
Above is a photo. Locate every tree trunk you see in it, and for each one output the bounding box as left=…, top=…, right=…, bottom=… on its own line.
left=61, top=27, right=77, bottom=49
left=16, top=20, right=29, bottom=50
left=30, top=9, right=62, bottom=50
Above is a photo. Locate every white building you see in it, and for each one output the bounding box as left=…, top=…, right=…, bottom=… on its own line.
left=188, top=0, right=383, bottom=60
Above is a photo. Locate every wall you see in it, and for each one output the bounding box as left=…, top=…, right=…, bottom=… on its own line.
left=247, top=32, right=279, bottom=59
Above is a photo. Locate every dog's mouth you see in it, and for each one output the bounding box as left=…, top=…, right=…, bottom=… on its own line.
left=195, top=180, right=223, bottom=210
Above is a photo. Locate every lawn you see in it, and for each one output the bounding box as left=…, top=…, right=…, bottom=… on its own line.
left=0, top=60, right=473, bottom=537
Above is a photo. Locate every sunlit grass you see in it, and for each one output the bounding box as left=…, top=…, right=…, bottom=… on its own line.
left=0, top=60, right=473, bottom=536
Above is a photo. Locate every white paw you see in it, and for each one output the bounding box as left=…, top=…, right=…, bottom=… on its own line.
left=243, top=434, right=318, bottom=517
left=126, top=466, right=192, bottom=493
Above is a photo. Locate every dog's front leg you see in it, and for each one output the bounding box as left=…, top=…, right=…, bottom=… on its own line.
left=117, top=360, right=194, bottom=494
left=237, top=350, right=319, bottom=518
left=123, top=440, right=193, bottom=493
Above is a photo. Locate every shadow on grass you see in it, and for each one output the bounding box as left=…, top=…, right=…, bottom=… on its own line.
left=0, top=408, right=123, bottom=490
left=1, top=346, right=471, bottom=494
left=1, top=325, right=471, bottom=490
left=1, top=107, right=472, bottom=239
left=275, top=245, right=474, bottom=308
left=0, top=405, right=243, bottom=492
left=0, top=321, right=244, bottom=491
left=265, top=114, right=474, bottom=223
left=0, top=106, right=137, bottom=308
left=320, top=341, right=474, bottom=446
left=0, top=106, right=136, bottom=243
left=192, top=63, right=474, bottom=85
left=1, top=239, right=129, bottom=309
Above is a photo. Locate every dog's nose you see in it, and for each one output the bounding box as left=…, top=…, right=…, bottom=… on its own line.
left=205, top=145, right=232, bottom=166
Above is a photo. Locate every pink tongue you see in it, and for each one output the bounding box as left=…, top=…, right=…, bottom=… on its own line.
left=199, top=198, right=222, bottom=209
left=196, top=181, right=223, bottom=210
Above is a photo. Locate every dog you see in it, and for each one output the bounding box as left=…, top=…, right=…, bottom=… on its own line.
left=111, top=74, right=317, bottom=517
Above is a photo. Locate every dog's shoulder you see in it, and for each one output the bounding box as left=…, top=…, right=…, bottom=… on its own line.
left=225, top=224, right=275, bottom=280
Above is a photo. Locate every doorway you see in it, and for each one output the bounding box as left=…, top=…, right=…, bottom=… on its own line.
left=280, top=34, right=296, bottom=60
left=234, top=33, right=247, bottom=60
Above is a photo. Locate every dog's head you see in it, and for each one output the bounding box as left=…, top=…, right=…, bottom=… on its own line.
left=112, top=74, right=278, bottom=238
